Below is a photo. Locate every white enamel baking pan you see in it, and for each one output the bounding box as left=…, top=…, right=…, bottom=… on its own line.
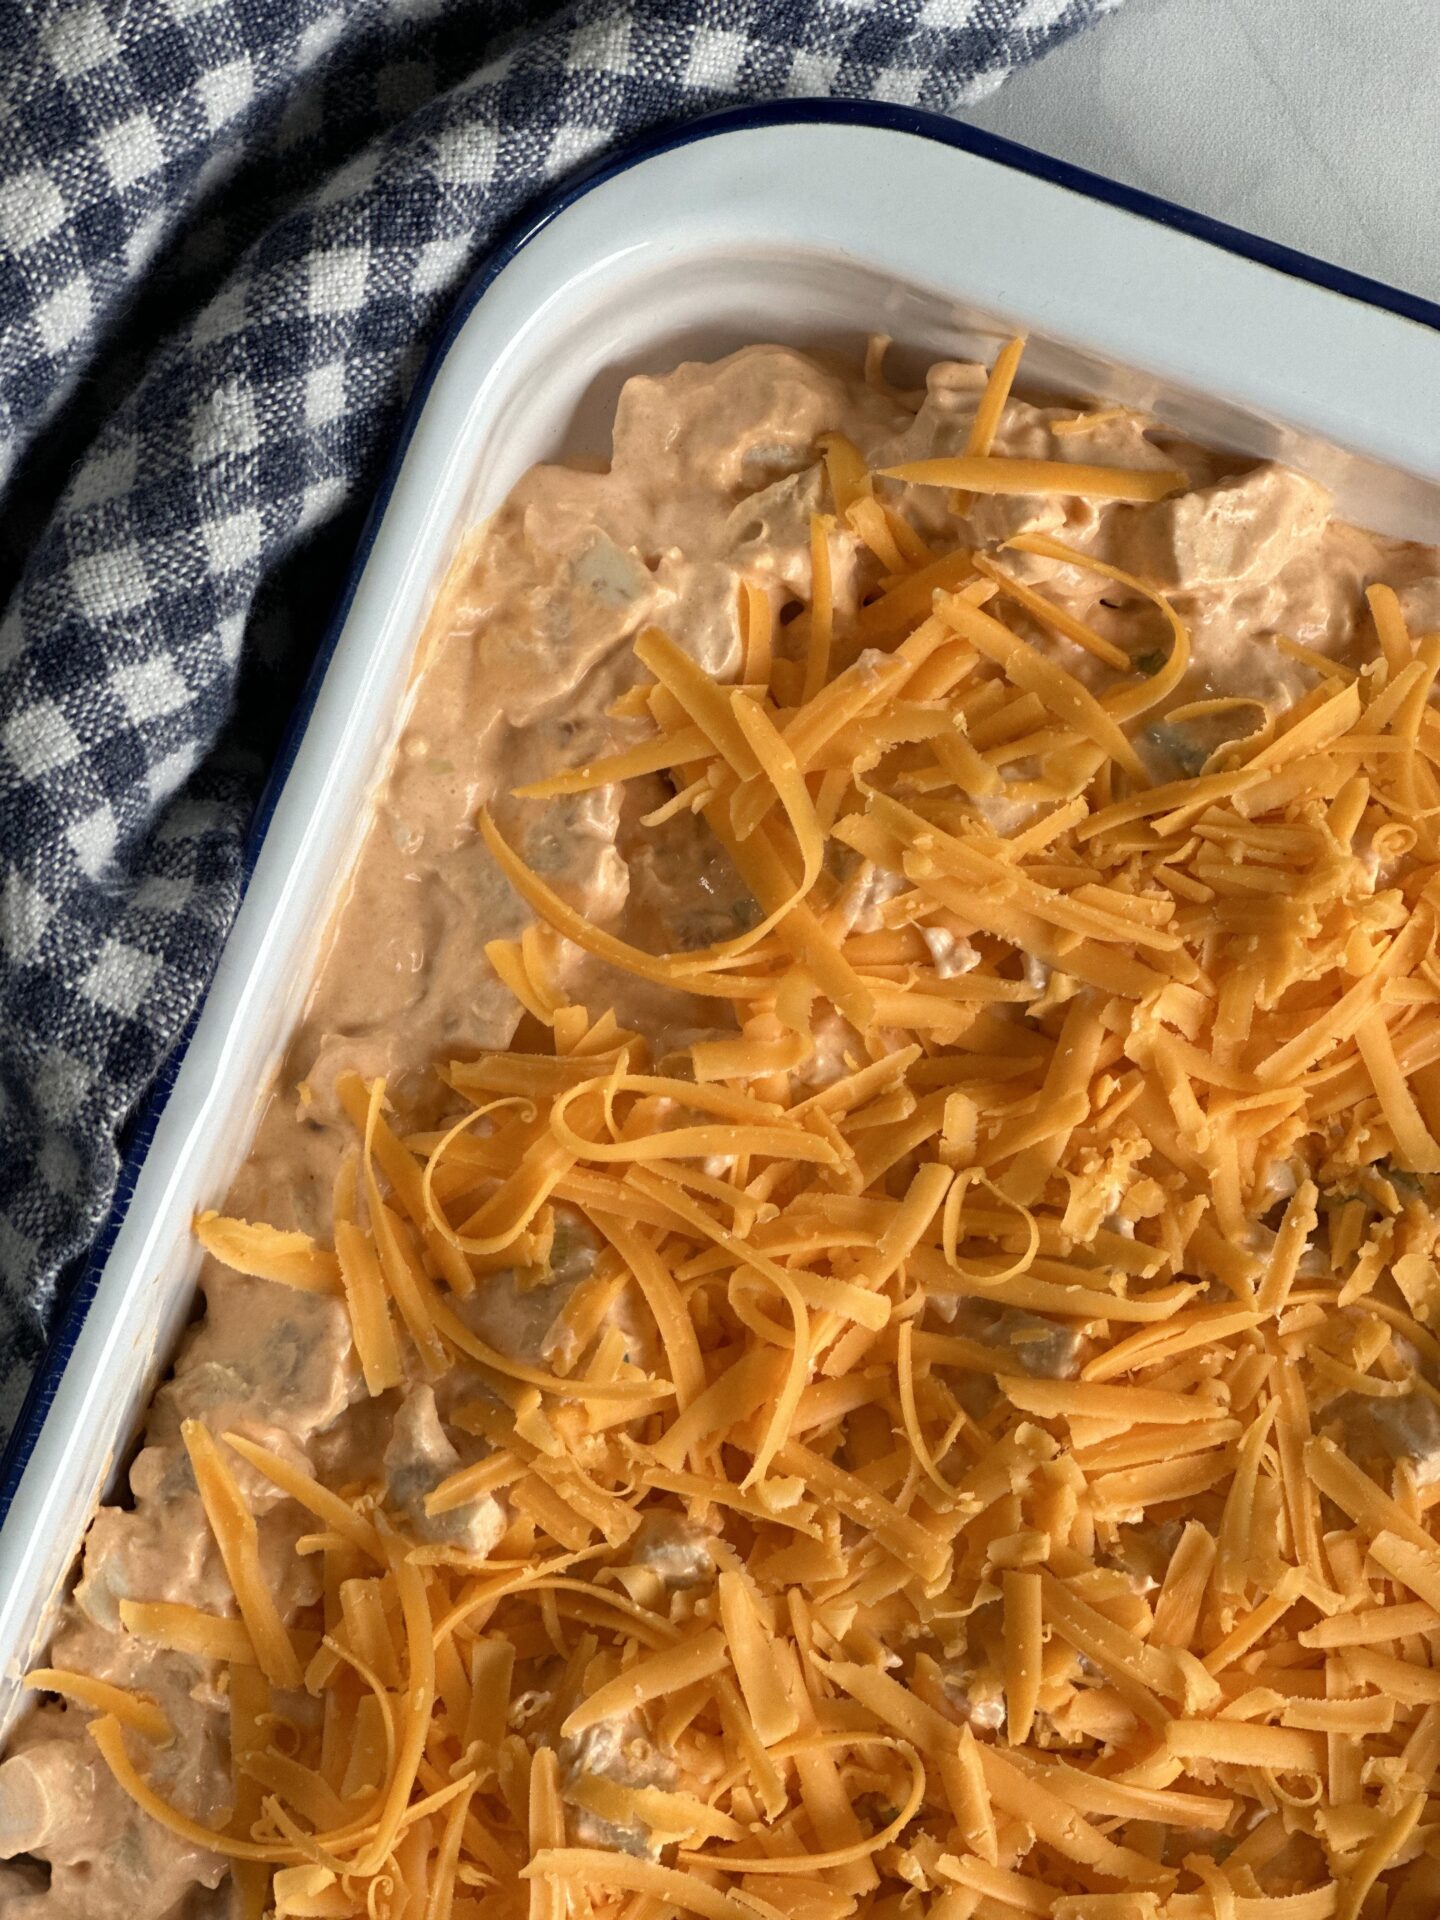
left=2, top=101, right=1438, bottom=1740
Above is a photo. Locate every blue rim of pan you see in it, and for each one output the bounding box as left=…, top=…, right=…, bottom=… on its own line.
left=3, top=95, right=1437, bottom=1524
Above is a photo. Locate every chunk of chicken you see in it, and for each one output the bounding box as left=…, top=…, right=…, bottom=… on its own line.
left=1338, top=1389, right=1440, bottom=1487
left=560, top=1715, right=679, bottom=1858
left=1111, top=463, right=1330, bottom=591
left=383, top=1385, right=505, bottom=1556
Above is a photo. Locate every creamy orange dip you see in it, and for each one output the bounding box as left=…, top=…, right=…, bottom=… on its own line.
left=6, top=342, right=1440, bottom=1920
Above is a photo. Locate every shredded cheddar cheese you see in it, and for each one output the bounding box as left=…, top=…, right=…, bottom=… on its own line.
left=42, top=335, right=1440, bottom=1920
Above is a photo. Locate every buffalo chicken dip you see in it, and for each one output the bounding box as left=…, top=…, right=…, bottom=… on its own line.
left=6, top=339, right=1440, bottom=1920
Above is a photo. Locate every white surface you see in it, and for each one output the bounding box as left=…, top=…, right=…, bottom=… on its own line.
left=3, top=109, right=1440, bottom=1734
left=965, top=0, right=1440, bottom=306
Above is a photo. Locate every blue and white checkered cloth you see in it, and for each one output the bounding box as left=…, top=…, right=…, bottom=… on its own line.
left=0, top=0, right=1126, bottom=1439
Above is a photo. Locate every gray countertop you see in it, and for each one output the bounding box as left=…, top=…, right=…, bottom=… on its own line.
left=962, top=0, right=1440, bottom=306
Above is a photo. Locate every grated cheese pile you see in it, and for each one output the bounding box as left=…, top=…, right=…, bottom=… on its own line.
left=44, top=342, right=1440, bottom=1919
